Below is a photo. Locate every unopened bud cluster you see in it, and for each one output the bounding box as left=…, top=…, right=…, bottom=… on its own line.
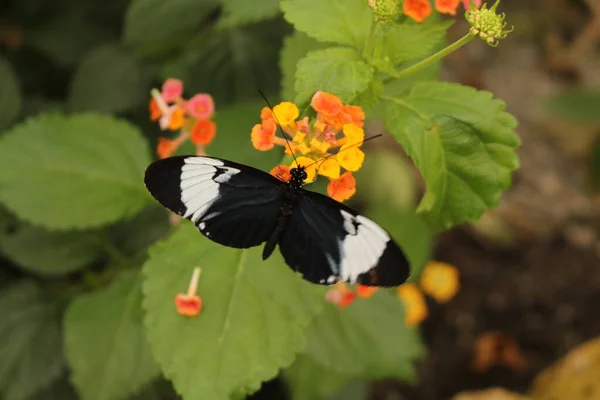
left=465, top=0, right=513, bottom=47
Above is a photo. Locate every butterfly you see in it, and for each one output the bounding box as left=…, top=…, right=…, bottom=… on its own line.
left=144, top=155, right=410, bottom=287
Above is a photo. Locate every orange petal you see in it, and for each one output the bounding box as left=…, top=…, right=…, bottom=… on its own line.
left=174, top=294, right=203, bottom=317
left=419, top=261, right=460, bottom=303
left=251, top=123, right=275, bottom=151
left=327, top=172, right=356, bottom=202
left=356, top=284, right=378, bottom=298
left=341, top=105, right=365, bottom=128
left=311, top=91, right=343, bottom=117
left=156, top=137, right=177, bottom=159
left=403, top=0, right=432, bottom=22
left=270, top=165, right=291, bottom=182
left=190, top=119, right=217, bottom=145
left=397, top=283, right=428, bottom=326
left=435, top=0, right=460, bottom=15
left=149, top=98, right=162, bottom=121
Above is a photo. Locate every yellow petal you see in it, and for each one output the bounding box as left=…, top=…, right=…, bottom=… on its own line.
left=317, top=158, right=340, bottom=179
left=310, top=138, right=330, bottom=154
left=273, top=102, right=299, bottom=126
left=337, top=145, right=365, bottom=172
left=419, top=261, right=460, bottom=303
left=396, top=283, right=428, bottom=326
left=342, top=123, right=364, bottom=145
left=290, top=156, right=317, bottom=182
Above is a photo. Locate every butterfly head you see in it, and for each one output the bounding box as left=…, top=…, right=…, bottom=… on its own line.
left=289, top=165, right=308, bottom=189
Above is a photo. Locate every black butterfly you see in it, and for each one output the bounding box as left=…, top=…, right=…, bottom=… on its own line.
left=144, top=156, right=410, bottom=287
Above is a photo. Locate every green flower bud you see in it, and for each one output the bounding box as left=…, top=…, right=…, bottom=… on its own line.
left=369, top=0, right=400, bottom=25
left=465, top=0, right=513, bottom=47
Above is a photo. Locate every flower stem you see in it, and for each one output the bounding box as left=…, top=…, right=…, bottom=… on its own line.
left=391, top=32, right=474, bottom=79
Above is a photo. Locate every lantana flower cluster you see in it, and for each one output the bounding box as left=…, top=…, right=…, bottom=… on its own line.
left=326, top=261, right=460, bottom=326
left=251, top=91, right=366, bottom=202
left=399, top=0, right=482, bottom=23
left=149, top=78, right=217, bottom=159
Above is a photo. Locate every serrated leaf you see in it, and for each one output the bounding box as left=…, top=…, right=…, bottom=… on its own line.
left=0, top=113, right=151, bottom=230
left=162, top=22, right=283, bottom=105
left=283, top=354, right=364, bottom=400
left=142, top=224, right=323, bottom=400
left=123, top=0, right=219, bottom=50
left=281, top=0, right=371, bottom=49
left=68, top=44, right=146, bottom=114
left=352, top=78, right=383, bottom=112
left=303, top=290, right=424, bottom=380
left=376, top=20, right=451, bottom=67
left=0, top=57, right=21, bottom=132
left=365, top=209, right=431, bottom=280
left=219, top=0, right=280, bottom=27
left=0, top=224, right=101, bottom=276
left=0, top=281, right=65, bottom=400
left=280, top=32, right=328, bottom=101
left=295, top=47, right=373, bottom=105
left=544, top=89, right=600, bottom=124
left=64, top=269, right=160, bottom=400
left=384, top=82, right=520, bottom=230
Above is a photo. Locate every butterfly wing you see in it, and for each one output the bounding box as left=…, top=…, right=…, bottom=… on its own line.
left=144, top=156, right=283, bottom=248
left=278, top=189, right=410, bottom=287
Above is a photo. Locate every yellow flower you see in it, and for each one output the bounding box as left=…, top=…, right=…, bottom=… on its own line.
left=337, top=145, right=365, bottom=171
left=317, top=158, right=340, bottom=179
left=420, top=261, right=460, bottom=303
left=397, top=283, right=428, bottom=326
left=291, top=156, right=317, bottom=182
left=273, top=102, right=299, bottom=127
left=310, top=138, right=330, bottom=154
left=342, top=124, right=364, bottom=145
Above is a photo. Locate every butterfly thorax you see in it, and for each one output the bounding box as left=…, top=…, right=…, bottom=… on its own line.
left=288, top=166, right=307, bottom=191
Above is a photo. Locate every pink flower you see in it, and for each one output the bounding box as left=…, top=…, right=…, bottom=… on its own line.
left=161, top=79, right=183, bottom=103
left=185, top=94, right=215, bottom=119
left=462, top=0, right=481, bottom=8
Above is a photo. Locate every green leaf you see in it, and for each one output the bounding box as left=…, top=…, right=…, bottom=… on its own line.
left=375, top=20, right=451, bottom=68
left=0, top=56, right=21, bottom=132
left=281, top=0, right=372, bottom=49
left=283, top=354, right=365, bottom=400
left=0, top=114, right=151, bottom=230
left=280, top=32, right=328, bottom=101
left=544, top=89, right=600, bottom=124
left=365, top=209, right=431, bottom=280
left=209, top=100, right=283, bottom=170
left=0, top=281, right=65, bottom=400
left=219, top=0, right=280, bottom=27
left=0, top=224, right=101, bottom=276
left=109, top=205, right=171, bottom=257
left=64, top=270, right=160, bottom=400
left=123, top=0, right=219, bottom=50
left=162, top=22, right=283, bottom=105
left=384, top=82, right=520, bottom=230
left=295, top=47, right=373, bottom=104
left=68, top=44, right=146, bottom=114
left=142, top=224, right=323, bottom=400
left=303, top=290, right=424, bottom=380
left=352, top=78, right=383, bottom=112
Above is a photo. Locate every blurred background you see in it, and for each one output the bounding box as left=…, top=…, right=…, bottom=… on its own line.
left=1, top=0, right=600, bottom=399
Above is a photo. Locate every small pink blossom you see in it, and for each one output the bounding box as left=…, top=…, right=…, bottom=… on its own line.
left=185, top=94, right=215, bottom=119
left=161, top=78, right=183, bottom=103
left=462, top=0, right=481, bottom=8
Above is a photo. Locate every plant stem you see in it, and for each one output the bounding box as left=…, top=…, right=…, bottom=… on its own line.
left=392, top=32, right=474, bottom=79
left=363, top=18, right=377, bottom=59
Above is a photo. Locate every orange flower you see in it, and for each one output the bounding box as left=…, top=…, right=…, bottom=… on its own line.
left=397, top=283, right=428, bottom=326
left=311, top=91, right=343, bottom=118
left=251, top=119, right=277, bottom=151
left=324, top=282, right=356, bottom=309
left=403, top=0, right=432, bottom=22
left=356, top=284, right=378, bottom=298
left=420, top=261, right=460, bottom=303
left=327, top=172, right=356, bottom=202
left=270, top=165, right=291, bottom=182
left=174, top=267, right=203, bottom=317
left=435, top=0, right=460, bottom=15
left=157, top=137, right=177, bottom=159
left=149, top=99, right=162, bottom=121
left=341, top=105, right=365, bottom=128
left=190, top=119, right=216, bottom=145
left=260, top=106, right=273, bottom=121
left=159, top=105, right=185, bottom=131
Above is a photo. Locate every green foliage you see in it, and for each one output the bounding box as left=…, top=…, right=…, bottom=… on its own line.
left=220, top=0, right=281, bottom=27
left=384, top=82, right=520, bottom=230
left=280, top=32, right=328, bottom=101
left=0, top=282, right=65, bottom=400
left=64, top=270, right=160, bottom=400
left=544, top=89, right=600, bottom=124
left=295, top=48, right=374, bottom=104
left=281, top=0, right=371, bottom=49
left=0, top=114, right=151, bottom=229
left=303, top=291, right=424, bottom=380
left=68, top=44, right=146, bottom=114
left=142, top=224, right=323, bottom=399
left=0, top=57, right=21, bottom=132
left=0, top=223, right=101, bottom=276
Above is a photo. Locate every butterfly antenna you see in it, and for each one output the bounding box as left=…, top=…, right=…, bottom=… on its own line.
left=258, top=90, right=298, bottom=165
left=306, top=133, right=384, bottom=175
